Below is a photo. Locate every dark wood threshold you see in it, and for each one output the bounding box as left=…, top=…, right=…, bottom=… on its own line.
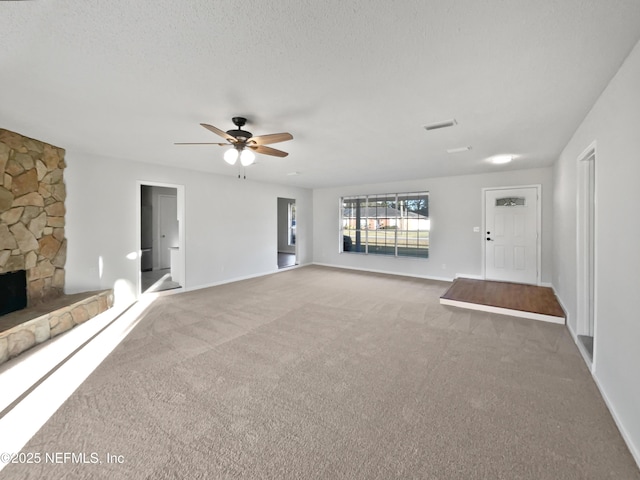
left=440, top=278, right=565, bottom=323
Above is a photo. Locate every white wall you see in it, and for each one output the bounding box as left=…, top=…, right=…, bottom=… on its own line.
left=64, top=153, right=313, bottom=306
left=313, top=167, right=554, bottom=283
left=553, top=39, right=640, bottom=463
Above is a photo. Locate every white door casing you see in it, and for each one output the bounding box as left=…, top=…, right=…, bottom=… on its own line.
left=137, top=181, right=185, bottom=296
left=484, top=186, right=540, bottom=285
left=577, top=143, right=596, bottom=342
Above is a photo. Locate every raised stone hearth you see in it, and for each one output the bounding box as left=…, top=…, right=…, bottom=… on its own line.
left=0, top=290, right=114, bottom=365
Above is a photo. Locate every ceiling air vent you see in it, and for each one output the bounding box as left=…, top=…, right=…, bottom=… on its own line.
left=423, top=119, right=457, bottom=131
left=447, top=146, right=471, bottom=154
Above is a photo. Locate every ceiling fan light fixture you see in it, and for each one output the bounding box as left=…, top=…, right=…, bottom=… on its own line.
left=240, top=149, right=256, bottom=166
left=224, top=148, right=238, bottom=165
left=178, top=118, right=292, bottom=173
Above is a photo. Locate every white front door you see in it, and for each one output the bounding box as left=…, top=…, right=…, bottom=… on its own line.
left=484, top=187, right=539, bottom=284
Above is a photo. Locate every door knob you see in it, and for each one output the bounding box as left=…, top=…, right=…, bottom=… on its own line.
left=486, top=237, right=493, bottom=241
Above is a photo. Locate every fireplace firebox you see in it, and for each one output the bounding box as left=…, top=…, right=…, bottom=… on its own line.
left=0, top=270, right=27, bottom=316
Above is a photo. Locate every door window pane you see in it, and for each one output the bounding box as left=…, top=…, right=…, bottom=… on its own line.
left=496, top=197, right=525, bottom=207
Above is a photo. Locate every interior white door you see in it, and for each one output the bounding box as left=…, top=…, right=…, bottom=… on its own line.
left=159, top=195, right=178, bottom=270
left=485, top=187, right=538, bottom=284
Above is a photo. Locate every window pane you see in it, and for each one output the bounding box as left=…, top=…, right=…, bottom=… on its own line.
left=342, top=196, right=366, bottom=252
left=288, top=203, right=296, bottom=246
left=396, top=193, right=429, bottom=258
left=341, top=192, right=429, bottom=258
left=369, top=230, right=396, bottom=256
left=496, top=197, right=525, bottom=207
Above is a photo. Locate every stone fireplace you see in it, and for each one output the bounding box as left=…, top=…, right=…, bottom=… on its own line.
left=0, top=129, right=113, bottom=365
left=0, top=128, right=106, bottom=365
left=0, top=128, right=67, bottom=309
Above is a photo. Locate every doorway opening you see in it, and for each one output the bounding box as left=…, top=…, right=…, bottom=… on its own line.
left=577, top=144, right=596, bottom=362
left=483, top=185, right=541, bottom=285
left=277, top=197, right=297, bottom=269
left=138, top=182, right=185, bottom=294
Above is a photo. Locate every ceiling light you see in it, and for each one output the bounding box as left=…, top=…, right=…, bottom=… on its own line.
left=447, top=146, right=471, bottom=154
left=423, top=119, right=457, bottom=131
left=490, top=154, right=513, bottom=164
left=240, top=149, right=255, bottom=166
left=225, top=147, right=255, bottom=166
left=224, top=148, right=238, bottom=165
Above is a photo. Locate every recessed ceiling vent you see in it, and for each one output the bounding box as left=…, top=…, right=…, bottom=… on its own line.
left=423, top=119, right=457, bottom=131
left=447, top=146, right=471, bottom=154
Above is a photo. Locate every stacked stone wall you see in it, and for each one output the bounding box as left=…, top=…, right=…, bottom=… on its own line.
left=0, top=129, right=67, bottom=304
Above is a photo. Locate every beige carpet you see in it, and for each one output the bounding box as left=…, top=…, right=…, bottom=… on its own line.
left=4, top=266, right=639, bottom=479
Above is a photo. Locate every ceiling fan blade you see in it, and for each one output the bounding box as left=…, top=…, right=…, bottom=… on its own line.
left=248, top=132, right=293, bottom=145
left=249, top=145, right=289, bottom=157
left=174, top=142, right=229, bottom=146
left=200, top=123, right=238, bottom=143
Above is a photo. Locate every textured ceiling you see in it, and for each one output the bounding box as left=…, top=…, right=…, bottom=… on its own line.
left=1, top=1, right=640, bottom=188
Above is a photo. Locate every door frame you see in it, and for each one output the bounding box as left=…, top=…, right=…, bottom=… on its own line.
left=276, top=197, right=297, bottom=269
left=576, top=141, right=597, bottom=367
left=481, top=184, right=542, bottom=285
left=137, top=181, right=186, bottom=295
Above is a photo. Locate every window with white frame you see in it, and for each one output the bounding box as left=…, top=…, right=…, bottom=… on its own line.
left=341, top=192, right=429, bottom=258
left=288, top=202, right=296, bottom=246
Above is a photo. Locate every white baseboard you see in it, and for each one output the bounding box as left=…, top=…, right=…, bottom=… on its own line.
left=589, top=370, right=640, bottom=470
left=311, top=262, right=453, bottom=283
left=450, top=274, right=554, bottom=289
left=552, top=286, right=570, bottom=318
left=564, top=316, right=594, bottom=370
left=182, top=269, right=278, bottom=293
left=561, top=293, right=640, bottom=471
left=454, top=273, right=484, bottom=280
left=183, top=263, right=310, bottom=294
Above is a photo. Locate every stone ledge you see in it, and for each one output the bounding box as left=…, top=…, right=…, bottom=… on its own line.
left=0, top=290, right=113, bottom=364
